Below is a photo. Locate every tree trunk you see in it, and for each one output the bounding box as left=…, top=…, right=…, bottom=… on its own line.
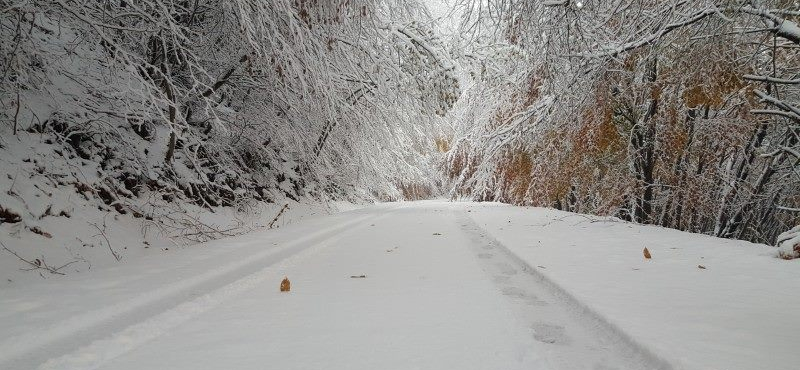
left=631, top=57, right=658, bottom=223
left=163, top=75, right=178, bottom=163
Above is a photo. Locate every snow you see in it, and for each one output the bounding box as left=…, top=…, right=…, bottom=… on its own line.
left=55, top=205, right=541, bottom=370
left=466, top=202, right=800, bottom=370
left=777, top=225, right=800, bottom=259
left=0, top=129, right=367, bottom=286
left=777, top=18, right=800, bottom=42
left=1, top=201, right=797, bottom=370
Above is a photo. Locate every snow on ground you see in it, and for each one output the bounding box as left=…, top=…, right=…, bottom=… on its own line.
left=0, top=201, right=796, bottom=370
left=0, top=194, right=356, bottom=286
left=0, top=132, right=365, bottom=286
left=465, top=202, right=800, bottom=370
left=0, top=204, right=387, bottom=370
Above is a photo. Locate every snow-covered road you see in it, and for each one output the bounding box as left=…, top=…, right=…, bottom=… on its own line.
left=2, top=201, right=795, bottom=370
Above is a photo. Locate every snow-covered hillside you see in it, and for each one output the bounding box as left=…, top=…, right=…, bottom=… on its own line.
left=442, top=0, right=799, bottom=248
left=1, top=0, right=455, bottom=280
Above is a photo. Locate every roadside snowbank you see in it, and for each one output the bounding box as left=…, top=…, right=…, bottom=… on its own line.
left=466, top=202, right=799, bottom=370
left=0, top=204, right=387, bottom=369
left=0, top=142, right=367, bottom=288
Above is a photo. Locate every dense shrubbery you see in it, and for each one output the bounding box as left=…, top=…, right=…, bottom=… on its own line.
left=0, top=0, right=457, bottom=223
left=446, top=0, right=799, bottom=247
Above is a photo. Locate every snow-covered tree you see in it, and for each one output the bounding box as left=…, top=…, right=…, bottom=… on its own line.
left=0, top=0, right=460, bottom=244
left=445, top=0, right=799, bottom=249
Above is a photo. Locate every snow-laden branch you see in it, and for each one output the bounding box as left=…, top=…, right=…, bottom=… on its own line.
left=739, top=6, right=800, bottom=45
left=576, top=7, right=721, bottom=59
left=754, top=90, right=800, bottom=119
left=744, top=75, right=800, bottom=85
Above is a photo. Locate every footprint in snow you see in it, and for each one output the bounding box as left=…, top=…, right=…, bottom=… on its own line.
left=493, top=275, right=511, bottom=283
left=501, top=286, right=527, bottom=299
left=530, top=322, right=570, bottom=345
left=495, top=262, right=518, bottom=275
left=501, top=286, right=549, bottom=306
left=477, top=253, right=494, bottom=259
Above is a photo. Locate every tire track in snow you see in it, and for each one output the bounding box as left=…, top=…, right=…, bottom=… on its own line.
left=457, top=211, right=673, bottom=370
left=38, top=217, right=386, bottom=370
left=1, top=211, right=392, bottom=370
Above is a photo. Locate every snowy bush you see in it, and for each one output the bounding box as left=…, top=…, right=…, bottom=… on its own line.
left=0, top=0, right=461, bottom=275
left=0, top=0, right=460, bottom=209
left=777, top=226, right=800, bottom=260
left=444, top=0, right=800, bottom=245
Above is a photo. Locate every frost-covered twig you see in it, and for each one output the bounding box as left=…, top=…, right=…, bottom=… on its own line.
left=1, top=241, right=79, bottom=276
left=89, top=221, right=121, bottom=262
left=267, top=203, right=289, bottom=229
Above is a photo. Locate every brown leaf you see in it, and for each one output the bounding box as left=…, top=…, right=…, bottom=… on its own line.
left=698, top=265, right=706, bottom=269
left=29, top=226, right=52, bottom=239
left=280, top=277, right=291, bottom=292
left=643, top=247, right=652, bottom=259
